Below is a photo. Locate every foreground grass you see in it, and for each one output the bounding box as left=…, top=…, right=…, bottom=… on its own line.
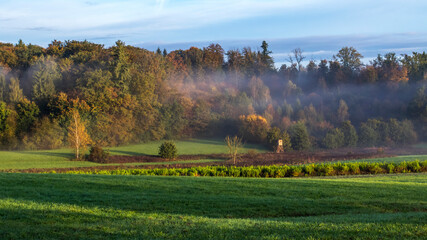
left=0, top=173, right=426, bottom=239
left=0, top=139, right=265, bottom=170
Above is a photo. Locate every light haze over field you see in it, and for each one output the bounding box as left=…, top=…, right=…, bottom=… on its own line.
left=0, top=0, right=426, bottom=64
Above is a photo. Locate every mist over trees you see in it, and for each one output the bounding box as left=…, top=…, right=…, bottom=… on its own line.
left=0, top=39, right=425, bottom=150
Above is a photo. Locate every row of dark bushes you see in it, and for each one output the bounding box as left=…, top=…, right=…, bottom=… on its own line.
left=55, top=160, right=427, bottom=177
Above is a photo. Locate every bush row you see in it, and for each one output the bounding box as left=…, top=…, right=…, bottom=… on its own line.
left=58, top=160, right=427, bottom=178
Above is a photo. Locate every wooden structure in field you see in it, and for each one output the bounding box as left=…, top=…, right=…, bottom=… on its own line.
left=276, top=139, right=284, bottom=153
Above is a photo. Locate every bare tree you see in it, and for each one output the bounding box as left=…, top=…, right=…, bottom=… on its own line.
left=225, top=136, right=243, bottom=165
left=288, top=48, right=305, bottom=71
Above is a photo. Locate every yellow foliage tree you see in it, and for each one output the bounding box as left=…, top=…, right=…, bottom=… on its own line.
left=238, top=114, right=270, bottom=143
left=68, top=109, right=91, bottom=160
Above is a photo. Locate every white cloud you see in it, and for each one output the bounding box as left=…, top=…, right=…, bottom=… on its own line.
left=0, top=0, right=331, bottom=39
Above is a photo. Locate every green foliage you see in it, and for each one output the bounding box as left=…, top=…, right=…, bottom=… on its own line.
left=266, top=127, right=280, bottom=150
left=0, top=101, right=9, bottom=132
left=323, top=128, right=344, bottom=149
left=15, top=99, right=40, bottom=137
left=359, top=121, right=379, bottom=147
left=31, top=56, right=61, bottom=108
left=60, top=160, right=427, bottom=178
left=0, top=40, right=426, bottom=149
left=158, top=141, right=178, bottom=159
left=160, top=100, right=188, bottom=140
left=359, top=118, right=417, bottom=147
left=87, top=146, right=110, bottom=163
left=289, top=122, right=310, bottom=150
left=266, top=127, right=291, bottom=151
left=334, top=46, right=363, bottom=71
left=0, top=74, right=5, bottom=102
left=340, top=120, right=358, bottom=147
left=22, top=117, right=64, bottom=150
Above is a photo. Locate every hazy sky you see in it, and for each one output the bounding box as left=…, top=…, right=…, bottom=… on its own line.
left=0, top=0, right=426, bottom=64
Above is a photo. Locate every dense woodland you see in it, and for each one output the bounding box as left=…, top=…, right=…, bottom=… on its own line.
left=0, top=39, right=426, bottom=151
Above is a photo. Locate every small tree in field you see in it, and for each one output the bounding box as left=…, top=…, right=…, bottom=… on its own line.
left=68, top=109, right=91, bottom=160
left=158, top=141, right=178, bottom=160
left=225, top=135, right=242, bottom=164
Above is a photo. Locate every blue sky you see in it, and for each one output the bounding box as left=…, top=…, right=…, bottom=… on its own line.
left=0, top=0, right=426, bottom=65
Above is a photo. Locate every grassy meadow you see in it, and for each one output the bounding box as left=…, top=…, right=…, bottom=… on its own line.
left=337, top=154, right=427, bottom=164
left=0, top=173, right=426, bottom=239
left=0, top=139, right=266, bottom=170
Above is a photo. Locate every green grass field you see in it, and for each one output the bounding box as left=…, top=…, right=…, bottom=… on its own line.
left=1, top=139, right=426, bottom=171
left=0, top=139, right=266, bottom=170
left=0, top=173, right=425, bottom=239
left=414, top=143, right=427, bottom=149
left=338, top=155, right=427, bottom=164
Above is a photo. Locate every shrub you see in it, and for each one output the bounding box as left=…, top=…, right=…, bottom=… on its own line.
left=87, top=146, right=110, bottom=163
left=407, top=161, right=421, bottom=172
left=303, top=164, right=315, bottom=176
left=349, top=163, right=360, bottom=174
left=60, top=160, right=427, bottom=178
left=158, top=141, right=178, bottom=159
left=386, top=163, right=395, bottom=173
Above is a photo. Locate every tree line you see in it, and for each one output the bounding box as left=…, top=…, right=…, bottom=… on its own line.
left=0, top=39, right=425, bottom=151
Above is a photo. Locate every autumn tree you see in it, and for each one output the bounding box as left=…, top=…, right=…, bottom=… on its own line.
left=7, top=77, right=24, bottom=103
left=334, top=47, right=363, bottom=72
left=238, top=114, right=270, bottom=143
left=337, top=99, right=349, bottom=123
left=401, top=52, right=427, bottom=82
left=68, top=109, right=91, bottom=160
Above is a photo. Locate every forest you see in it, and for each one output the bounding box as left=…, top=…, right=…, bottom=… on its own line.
left=0, top=39, right=426, bottom=151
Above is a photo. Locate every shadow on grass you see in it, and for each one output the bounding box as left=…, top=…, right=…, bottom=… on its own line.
left=0, top=206, right=424, bottom=240
left=1, top=173, right=425, bottom=220
left=107, top=150, right=154, bottom=156
left=17, top=151, right=74, bottom=159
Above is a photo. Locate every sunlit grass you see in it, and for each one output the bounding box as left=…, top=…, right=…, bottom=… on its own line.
left=0, top=139, right=266, bottom=170
left=0, top=173, right=425, bottom=239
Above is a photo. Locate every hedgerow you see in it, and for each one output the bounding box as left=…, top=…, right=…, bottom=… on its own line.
left=52, top=160, right=427, bottom=178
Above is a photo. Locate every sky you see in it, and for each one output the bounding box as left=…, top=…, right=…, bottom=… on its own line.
left=0, top=0, right=426, bottom=65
